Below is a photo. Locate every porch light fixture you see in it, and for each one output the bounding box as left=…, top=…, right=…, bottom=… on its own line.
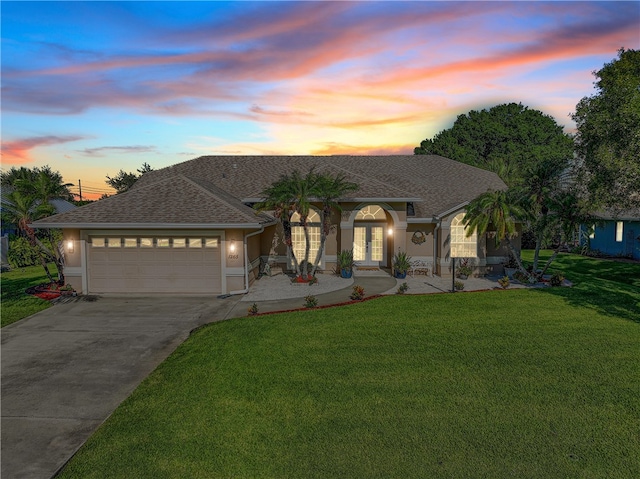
left=229, top=240, right=236, bottom=253
left=388, top=228, right=393, bottom=236
left=66, top=240, right=74, bottom=253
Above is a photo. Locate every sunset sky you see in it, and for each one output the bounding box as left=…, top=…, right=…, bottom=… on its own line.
left=2, top=1, right=639, bottom=199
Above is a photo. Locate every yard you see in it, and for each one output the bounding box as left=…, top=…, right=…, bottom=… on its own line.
left=1, top=264, right=57, bottom=327
left=57, top=252, right=640, bottom=479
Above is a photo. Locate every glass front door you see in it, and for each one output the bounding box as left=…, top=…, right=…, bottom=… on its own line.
left=354, top=225, right=384, bottom=266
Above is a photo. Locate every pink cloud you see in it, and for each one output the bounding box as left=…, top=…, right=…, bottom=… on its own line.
left=1, top=135, right=86, bottom=164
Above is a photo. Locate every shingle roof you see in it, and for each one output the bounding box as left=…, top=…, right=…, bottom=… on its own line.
left=35, top=155, right=506, bottom=227
left=33, top=174, right=272, bottom=228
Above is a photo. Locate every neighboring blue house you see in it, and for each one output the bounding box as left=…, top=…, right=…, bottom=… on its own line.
left=581, top=210, right=640, bottom=260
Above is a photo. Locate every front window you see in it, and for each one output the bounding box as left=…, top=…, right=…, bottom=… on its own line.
left=615, top=221, right=623, bottom=242
left=450, top=213, right=477, bottom=257
left=291, top=209, right=321, bottom=264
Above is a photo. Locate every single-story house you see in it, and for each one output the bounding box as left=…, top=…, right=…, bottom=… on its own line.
left=33, top=155, right=517, bottom=295
left=580, top=210, right=640, bottom=260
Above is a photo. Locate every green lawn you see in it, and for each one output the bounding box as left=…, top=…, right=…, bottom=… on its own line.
left=1, top=264, right=56, bottom=327
left=58, top=253, right=640, bottom=478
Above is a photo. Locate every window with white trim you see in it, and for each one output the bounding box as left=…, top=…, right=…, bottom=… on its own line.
left=291, top=209, right=321, bottom=264
left=615, top=221, right=623, bottom=242
left=450, top=213, right=477, bottom=258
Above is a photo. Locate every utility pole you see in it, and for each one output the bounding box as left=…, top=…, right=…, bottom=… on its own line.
left=78, top=179, right=82, bottom=201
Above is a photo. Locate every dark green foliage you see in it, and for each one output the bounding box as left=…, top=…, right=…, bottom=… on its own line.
left=572, top=48, right=640, bottom=210
left=415, top=103, right=574, bottom=188
left=6, top=236, right=41, bottom=268
left=105, top=162, right=153, bottom=194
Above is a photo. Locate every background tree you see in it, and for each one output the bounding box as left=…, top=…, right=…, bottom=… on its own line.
left=106, top=162, right=153, bottom=194
left=414, top=103, right=574, bottom=188
left=572, top=48, right=640, bottom=211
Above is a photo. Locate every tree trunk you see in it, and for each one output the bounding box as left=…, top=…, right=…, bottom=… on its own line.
left=301, top=216, right=311, bottom=279
left=538, top=248, right=561, bottom=278
left=283, top=220, right=299, bottom=275
left=310, top=212, right=331, bottom=277
left=503, top=238, right=535, bottom=283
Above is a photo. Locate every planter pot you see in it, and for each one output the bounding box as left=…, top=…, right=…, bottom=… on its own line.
left=394, top=271, right=407, bottom=279
left=340, top=268, right=353, bottom=279
left=504, top=267, right=517, bottom=279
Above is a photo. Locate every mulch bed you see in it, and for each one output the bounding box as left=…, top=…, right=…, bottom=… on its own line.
left=26, top=283, right=76, bottom=301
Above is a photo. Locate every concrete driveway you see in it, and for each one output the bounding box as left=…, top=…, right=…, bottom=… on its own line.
left=1, top=294, right=241, bottom=479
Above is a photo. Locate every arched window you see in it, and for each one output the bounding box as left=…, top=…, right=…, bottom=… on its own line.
left=355, top=205, right=386, bottom=220
left=291, top=209, right=321, bottom=264
left=450, top=213, right=477, bottom=258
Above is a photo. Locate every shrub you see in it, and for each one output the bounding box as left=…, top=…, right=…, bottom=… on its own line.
left=350, top=285, right=365, bottom=300
left=303, top=295, right=318, bottom=308
left=454, top=280, right=465, bottom=291
left=308, top=276, right=318, bottom=285
left=7, top=236, right=41, bottom=268
left=397, top=282, right=409, bottom=294
left=247, top=303, right=259, bottom=315
left=550, top=273, right=565, bottom=287
left=497, top=276, right=510, bottom=289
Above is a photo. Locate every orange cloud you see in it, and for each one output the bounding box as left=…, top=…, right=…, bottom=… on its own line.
left=1, top=135, right=86, bottom=164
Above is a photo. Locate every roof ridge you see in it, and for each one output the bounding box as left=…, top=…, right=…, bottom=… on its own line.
left=178, top=174, right=266, bottom=222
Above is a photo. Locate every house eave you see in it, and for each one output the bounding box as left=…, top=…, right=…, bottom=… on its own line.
left=29, top=221, right=275, bottom=230
left=407, top=217, right=437, bottom=223
left=242, top=197, right=423, bottom=203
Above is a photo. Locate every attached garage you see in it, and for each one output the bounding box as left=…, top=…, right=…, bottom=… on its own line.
left=87, top=236, right=222, bottom=294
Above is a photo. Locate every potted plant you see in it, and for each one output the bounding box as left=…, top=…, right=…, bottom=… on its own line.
left=337, top=249, right=355, bottom=278
left=456, top=260, right=473, bottom=280
left=392, top=251, right=412, bottom=279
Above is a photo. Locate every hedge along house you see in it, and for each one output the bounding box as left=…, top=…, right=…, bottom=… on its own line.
left=32, top=155, right=514, bottom=295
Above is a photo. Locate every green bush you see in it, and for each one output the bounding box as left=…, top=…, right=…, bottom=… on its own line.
left=7, top=236, right=41, bottom=268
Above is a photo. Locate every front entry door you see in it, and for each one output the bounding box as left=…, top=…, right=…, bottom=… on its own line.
left=354, top=225, right=384, bottom=266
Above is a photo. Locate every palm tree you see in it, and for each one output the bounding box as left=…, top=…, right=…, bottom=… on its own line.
left=462, top=189, right=531, bottom=279
left=310, top=173, right=358, bottom=276
left=289, top=170, right=319, bottom=279
left=255, top=175, right=299, bottom=275
left=2, top=190, right=57, bottom=283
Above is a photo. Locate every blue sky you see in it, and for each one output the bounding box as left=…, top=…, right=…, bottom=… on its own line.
left=2, top=1, right=638, bottom=198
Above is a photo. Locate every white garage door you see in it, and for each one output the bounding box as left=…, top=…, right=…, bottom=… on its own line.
left=88, top=236, right=221, bottom=294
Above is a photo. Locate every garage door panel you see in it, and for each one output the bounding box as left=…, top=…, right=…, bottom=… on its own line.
left=88, top=238, right=221, bottom=294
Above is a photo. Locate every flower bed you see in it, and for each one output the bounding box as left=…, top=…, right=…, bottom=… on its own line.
left=26, top=283, right=76, bottom=301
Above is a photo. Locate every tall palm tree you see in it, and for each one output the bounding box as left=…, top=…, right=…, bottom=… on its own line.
left=463, top=189, right=530, bottom=279
left=310, top=173, right=358, bottom=276
left=255, top=175, right=299, bottom=275
left=289, top=170, right=319, bottom=279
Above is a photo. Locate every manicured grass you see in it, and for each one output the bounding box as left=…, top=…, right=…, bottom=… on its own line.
left=1, top=264, right=56, bottom=327
left=58, top=253, right=639, bottom=478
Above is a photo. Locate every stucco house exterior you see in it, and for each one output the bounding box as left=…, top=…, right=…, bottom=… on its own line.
left=580, top=210, right=640, bottom=260
left=33, top=155, right=517, bottom=295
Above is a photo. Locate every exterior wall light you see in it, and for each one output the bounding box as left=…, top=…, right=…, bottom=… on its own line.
left=66, top=240, right=74, bottom=253
left=388, top=228, right=393, bottom=236
left=229, top=240, right=236, bottom=253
